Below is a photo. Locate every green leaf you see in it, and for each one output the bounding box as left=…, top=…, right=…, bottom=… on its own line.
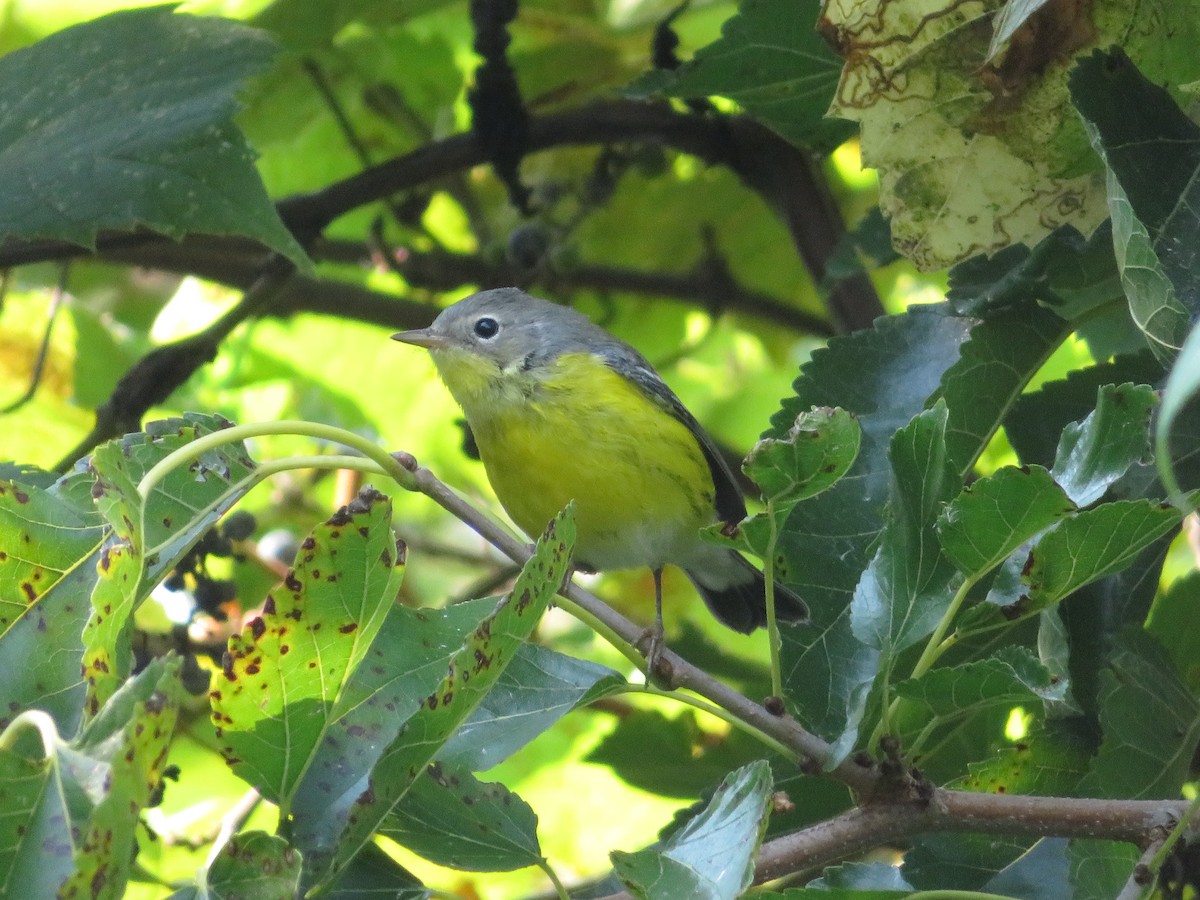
left=84, top=415, right=258, bottom=716
left=306, top=508, right=575, bottom=892
left=893, top=646, right=1067, bottom=719
left=1147, top=571, right=1200, bottom=694
left=718, top=406, right=862, bottom=559
left=203, top=832, right=302, bottom=900
left=1079, top=634, right=1200, bottom=800
left=1157, top=318, right=1200, bottom=502
left=586, top=709, right=772, bottom=800
left=611, top=760, right=772, bottom=900
left=1067, top=839, right=1138, bottom=900
left=745, top=407, right=861, bottom=508
left=1022, top=500, right=1181, bottom=614
left=0, top=7, right=309, bottom=267
left=851, top=402, right=960, bottom=658
left=1007, top=352, right=1165, bottom=468
left=1071, top=48, right=1200, bottom=360
left=958, top=723, right=1092, bottom=798
left=774, top=306, right=974, bottom=754
left=937, top=465, right=1074, bottom=578
left=936, top=305, right=1068, bottom=476
left=628, top=0, right=852, bottom=152
left=211, top=488, right=404, bottom=816
left=440, top=644, right=624, bottom=772
left=380, top=760, right=542, bottom=872
left=2, top=659, right=184, bottom=900
left=945, top=225, right=1119, bottom=321
left=321, top=842, right=426, bottom=899
left=0, top=467, right=105, bottom=733
left=1049, top=383, right=1156, bottom=507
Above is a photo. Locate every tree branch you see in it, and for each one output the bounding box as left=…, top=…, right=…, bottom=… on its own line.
left=396, top=451, right=1191, bottom=890
left=0, top=100, right=882, bottom=331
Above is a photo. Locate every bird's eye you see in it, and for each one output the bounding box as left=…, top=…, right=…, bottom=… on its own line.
left=473, top=317, right=500, bottom=339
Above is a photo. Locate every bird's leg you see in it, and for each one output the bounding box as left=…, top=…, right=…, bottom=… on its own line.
left=640, top=566, right=666, bottom=680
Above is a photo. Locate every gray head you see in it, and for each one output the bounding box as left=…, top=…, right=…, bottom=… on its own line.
left=392, top=287, right=632, bottom=370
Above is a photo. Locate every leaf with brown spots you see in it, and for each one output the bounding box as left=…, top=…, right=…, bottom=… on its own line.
left=2, top=658, right=182, bottom=900
left=302, top=505, right=575, bottom=892
left=210, top=488, right=404, bottom=816
left=195, top=831, right=302, bottom=899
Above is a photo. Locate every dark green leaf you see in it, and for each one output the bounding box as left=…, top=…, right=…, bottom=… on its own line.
left=774, top=306, right=974, bottom=755
left=611, top=760, right=771, bottom=900
left=1049, top=383, right=1156, bottom=507
left=937, top=465, right=1074, bottom=578
left=982, top=837, right=1071, bottom=900
left=1079, top=634, right=1200, bottom=800
left=1071, top=48, right=1200, bottom=359
left=937, top=306, right=1068, bottom=475
left=903, top=834, right=1035, bottom=892
left=1067, top=839, right=1138, bottom=900
left=851, top=403, right=960, bottom=658
left=381, top=760, right=541, bottom=872
left=893, top=646, right=1067, bottom=719
left=440, top=644, right=624, bottom=772
left=0, top=7, right=308, bottom=267
left=586, top=709, right=771, bottom=800
left=629, top=0, right=852, bottom=151
left=323, top=841, right=426, bottom=899
left=1007, top=352, right=1164, bottom=468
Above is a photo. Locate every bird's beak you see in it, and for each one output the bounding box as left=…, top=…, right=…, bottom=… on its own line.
left=391, top=327, right=447, bottom=349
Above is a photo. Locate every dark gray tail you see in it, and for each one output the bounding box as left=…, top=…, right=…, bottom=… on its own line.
left=685, top=552, right=809, bottom=634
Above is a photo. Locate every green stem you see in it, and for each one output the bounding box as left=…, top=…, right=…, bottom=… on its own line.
left=763, top=499, right=783, bottom=698
left=538, top=859, right=571, bottom=900
left=911, top=576, right=976, bottom=680
left=0, top=708, right=60, bottom=756
left=636, top=684, right=796, bottom=761
left=136, top=419, right=416, bottom=502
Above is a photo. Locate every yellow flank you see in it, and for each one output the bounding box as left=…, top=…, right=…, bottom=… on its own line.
left=430, top=347, right=715, bottom=571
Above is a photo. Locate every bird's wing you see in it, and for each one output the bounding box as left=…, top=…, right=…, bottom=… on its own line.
left=617, top=356, right=749, bottom=525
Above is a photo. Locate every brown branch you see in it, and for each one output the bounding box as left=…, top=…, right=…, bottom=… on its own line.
left=54, top=256, right=296, bottom=469
left=397, top=451, right=1190, bottom=891
left=0, top=100, right=882, bottom=331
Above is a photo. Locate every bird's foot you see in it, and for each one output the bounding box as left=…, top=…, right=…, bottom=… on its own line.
left=635, top=622, right=673, bottom=688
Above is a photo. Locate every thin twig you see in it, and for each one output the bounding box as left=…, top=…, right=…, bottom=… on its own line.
left=1, top=261, right=70, bottom=414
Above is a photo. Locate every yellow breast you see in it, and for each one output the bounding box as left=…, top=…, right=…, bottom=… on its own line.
left=431, top=348, right=715, bottom=571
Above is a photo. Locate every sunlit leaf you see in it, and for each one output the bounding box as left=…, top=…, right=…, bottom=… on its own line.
left=211, top=488, right=404, bottom=813
left=305, top=508, right=575, bottom=892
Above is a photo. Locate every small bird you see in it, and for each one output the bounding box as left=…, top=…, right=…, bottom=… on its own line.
left=392, top=288, right=808, bottom=659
